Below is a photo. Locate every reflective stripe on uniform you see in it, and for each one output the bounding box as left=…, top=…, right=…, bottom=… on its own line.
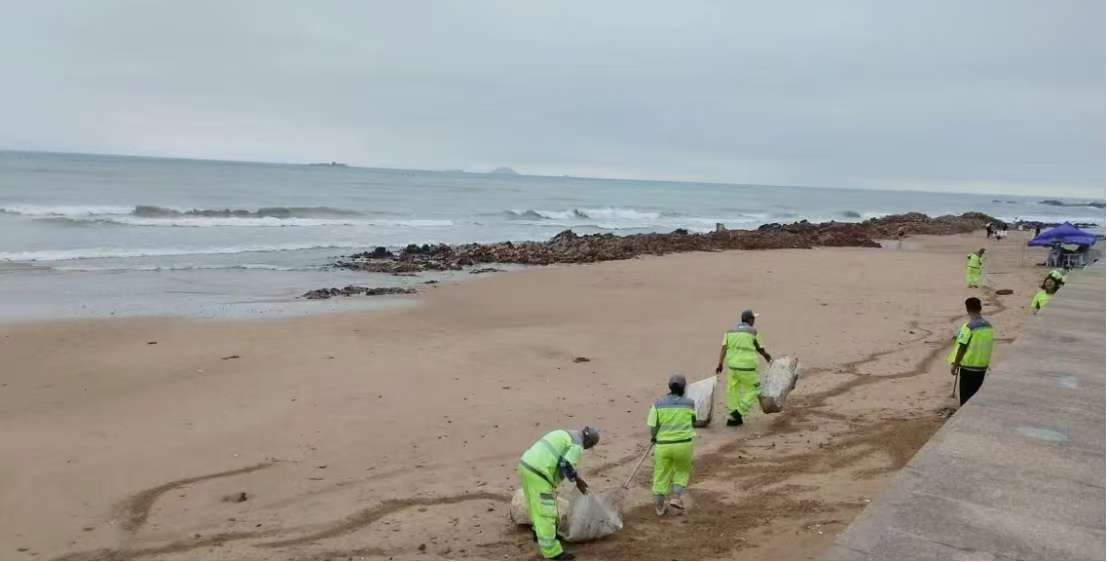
left=538, top=438, right=562, bottom=459
left=520, top=460, right=556, bottom=487
left=656, top=422, right=693, bottom=432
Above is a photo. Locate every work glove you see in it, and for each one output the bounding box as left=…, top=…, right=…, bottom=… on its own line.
left=575, top=478, right=589, bottom=495
left=950, top=364, right=959, bottom=376
left=764, top=354, right=773, bottom=363
left=714, top=364, right=723, bottom=374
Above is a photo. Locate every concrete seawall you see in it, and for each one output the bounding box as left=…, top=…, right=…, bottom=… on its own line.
left=827, top=264, right=1106, bottom=560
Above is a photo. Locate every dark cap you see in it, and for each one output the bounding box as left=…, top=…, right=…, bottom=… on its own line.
left=581, top=426, right=600, bottom=449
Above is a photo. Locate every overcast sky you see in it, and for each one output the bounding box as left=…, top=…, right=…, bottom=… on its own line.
left=2, top=1, right=1103, bottom=197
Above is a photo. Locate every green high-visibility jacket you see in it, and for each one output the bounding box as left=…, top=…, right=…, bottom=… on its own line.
left=723, top=323, right=763, bottom=370
left=1031, top=290, right=1052, bottom=311
left=519, top=429, right=582, bottom=487
left=947, top=317, right=994, bottom=369
left=647, top=394, right=696, bottom=444
left=966, top=253, right=983, bottom=271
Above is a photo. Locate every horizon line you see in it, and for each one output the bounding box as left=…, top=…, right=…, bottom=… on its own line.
left=2, top=147, right=1103, bottom=202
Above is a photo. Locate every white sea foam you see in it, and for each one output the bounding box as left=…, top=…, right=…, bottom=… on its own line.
left=55, top=216, right=454, bottom=228
left=0, top=204, right=137, bottom=217
left=0, top=243, right=365, bottom=262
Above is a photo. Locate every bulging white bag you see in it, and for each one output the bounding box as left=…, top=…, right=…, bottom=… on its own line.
left=685, top=376, right=717, bottom=427
left=759, top=356, right=800, bottom=413
left=509, top=488, right=624, bottom=542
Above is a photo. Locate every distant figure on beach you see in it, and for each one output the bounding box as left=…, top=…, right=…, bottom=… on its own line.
left=716, top=309, right=772, bottom=427
left=518, top=427, right=599, bottom=560
left=896, top=226, right=906, bottom=249
left=647, top=374, right=696, bottom=516
left=948, top=297, right=995, bottom=405
left=1034, top=224, right=1042, bottom=238
left=1031, top=278, right=1058, bottom=314
left=985, top=223, right=994, bottom=239
left=965, top=248, right=985, bottom=288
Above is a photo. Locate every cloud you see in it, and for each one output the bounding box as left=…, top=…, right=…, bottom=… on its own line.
left=1, top=0, right=1103, bottom=197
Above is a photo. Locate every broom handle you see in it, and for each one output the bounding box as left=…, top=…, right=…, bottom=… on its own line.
left=622, top=443, right=654, bottom=489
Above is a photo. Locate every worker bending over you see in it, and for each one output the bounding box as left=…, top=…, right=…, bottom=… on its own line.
left=716, top=309, right=772, bottom=426
left=518, top=426, right=599, bottom=561
left=965, top=248, right=985, bottom=288
left=948, top=297, right=995, bottom=405
left=647, top=374, right=696, bottom=516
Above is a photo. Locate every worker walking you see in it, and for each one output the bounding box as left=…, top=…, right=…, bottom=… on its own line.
left=517, top=427, right=599, bottom=561
left=647, top=374, right=696, bottom=516
left=947, top=297, right=995, bottom=405
left=965, top=248, right=985, bottom=288
left=716, top=309, right=772, bottom=427
left=1031, top=277, right=1059, bottom=314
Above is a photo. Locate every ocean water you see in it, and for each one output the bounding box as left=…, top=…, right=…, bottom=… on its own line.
left=1, top=150, right=1102, bottom=319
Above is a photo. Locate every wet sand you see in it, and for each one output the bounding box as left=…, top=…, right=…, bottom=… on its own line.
left=0, top=231, right=1049, bottom=560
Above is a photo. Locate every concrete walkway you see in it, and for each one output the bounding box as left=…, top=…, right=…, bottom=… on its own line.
left=827, top=264, right=1105, bottom=560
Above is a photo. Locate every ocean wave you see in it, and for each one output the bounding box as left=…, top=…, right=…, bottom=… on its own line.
left=0, top=243, right=366, bottom=262
left=504, top=207, right=663, bottom=221
left=0, top=204, right=136, bottom=217
left=50, top=216, right=454, bottom=228
left=130, top=205, right=365, bottom=218
left=49, top=263, right=312, bottom=272
left=0, top=204, right=452, bottom=228
left=0, top=204, right=368, bottom=218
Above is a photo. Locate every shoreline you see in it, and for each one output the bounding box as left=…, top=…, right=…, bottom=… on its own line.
left=1, top=232, right=1052, bottom=560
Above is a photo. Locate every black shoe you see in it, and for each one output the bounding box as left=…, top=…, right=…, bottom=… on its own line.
left=726, top=412, right=744, bottom=426
left=552, top=552, right=576, bottom=561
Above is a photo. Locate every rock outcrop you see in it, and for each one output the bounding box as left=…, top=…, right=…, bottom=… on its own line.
left=329, top=212, right=993, bottom=274
left=302, top=286, right=417, bottom=300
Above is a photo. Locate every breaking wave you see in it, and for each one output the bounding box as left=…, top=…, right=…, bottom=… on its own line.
left=503, top=207, right=664, bottom=221
left=49, top=263, right=313, bottom=272
left=1, top=205, right=451, bottom=228
left=0, top=243, right=366, bottom=262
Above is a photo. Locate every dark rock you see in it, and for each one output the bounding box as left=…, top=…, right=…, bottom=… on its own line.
left=302, top=286, right=417, bottom=300
left=324, top=212, right=994, bottom=275
left=469, top=267, right=503, bottom=275
left=573, top=357, right=591, bottom=363
left=221, top=492, right=248, bottom=503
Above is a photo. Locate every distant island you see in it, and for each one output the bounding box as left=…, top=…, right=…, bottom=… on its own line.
left=490, top=166, right=519, bottom=175
left=308, top=161, right=348, bottom=167
left=1039, top=199, right=1105, bottom=209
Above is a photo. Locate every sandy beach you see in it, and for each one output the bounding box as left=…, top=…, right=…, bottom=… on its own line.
left=0, top=231, right=1051, bottom=560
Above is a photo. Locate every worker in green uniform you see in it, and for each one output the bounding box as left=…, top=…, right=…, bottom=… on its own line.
left=965, top=248, right=985, bottom=288
left=647, top=374, right=696, bottom=516
left=716, top=309, right=772, bottom=427
left=1031, top=277, right=1058, bottom=314
left=947, top=297, right=995, bottom=405
left=1043, top=268, right=1067, bottom=290
left=517, top=426, right=599, bottom=560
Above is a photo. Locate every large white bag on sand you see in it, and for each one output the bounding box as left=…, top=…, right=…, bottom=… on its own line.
left=685, top=376, right=717, bottom=427
left=509, top=488, right=624, bottom=542
left=759, top=356, right=800, bottom=413
left=510, top=488, right=569, bottom=529
left=564, top=491, right=624, bottom=542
